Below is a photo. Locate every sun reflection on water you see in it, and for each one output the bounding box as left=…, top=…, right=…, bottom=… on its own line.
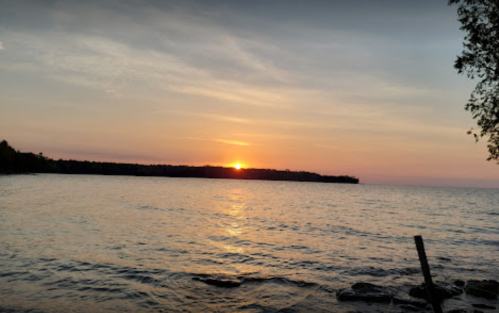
left=224, top=191, right=247, bottom=238
left=226, top=202, right=245, bottom=219
left=224, top=245, right=245, bottom=254
left=219, top=190, right=251, bottom=269
left=226, top=223, right=242, bottom=236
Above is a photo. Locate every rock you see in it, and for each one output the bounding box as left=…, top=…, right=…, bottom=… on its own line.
left=472, top=303, right=496, bottom=309
left=336, top=282, right=392, bottom=303
left=409, top=281, right=462, bottom=302
left=400, top=268, right=421, bottom=275
left=319, top=286, right=336, bottom=293
left=399, top=304, right=424, bottom=311
left=409, top=285, right=427, bottom=299
left=466, top=280, right=499, bottom=299
left=400, top=304, right=423, bottom=312
left=446, top=309, right=467, bottom=313
left=393, top=296, right=427, bottom=308
left=454, top=279, right=465, bottom=287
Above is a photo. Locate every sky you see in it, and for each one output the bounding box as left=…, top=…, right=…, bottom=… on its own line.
left=1, top=0, right=498, bottom=188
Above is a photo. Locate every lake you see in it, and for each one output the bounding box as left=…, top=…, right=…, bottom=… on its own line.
left=1, top=174, right=498, bottom=312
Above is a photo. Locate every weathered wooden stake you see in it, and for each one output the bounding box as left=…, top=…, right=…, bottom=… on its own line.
left=414, top=235, right=442, bottom=313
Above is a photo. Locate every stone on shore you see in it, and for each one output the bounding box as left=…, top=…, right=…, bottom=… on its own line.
left=465, top=280, right=499, bottom=299
left=409, top=281, right=462, bottom=302
left=472, top=303, right=496, bottom=309
left=336, top=282, right=392, bottom=303
left=392, top=296, right=427, bottom=308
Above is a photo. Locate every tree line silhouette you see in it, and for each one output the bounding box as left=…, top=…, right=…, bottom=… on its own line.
left=0, top=140, right=359, bottom=184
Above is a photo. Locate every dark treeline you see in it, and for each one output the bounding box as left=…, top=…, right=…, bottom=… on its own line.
left=0, top=140, right=359, bottom=184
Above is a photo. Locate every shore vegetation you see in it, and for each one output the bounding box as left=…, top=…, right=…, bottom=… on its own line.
left=0, top=140, right=359, bottom=184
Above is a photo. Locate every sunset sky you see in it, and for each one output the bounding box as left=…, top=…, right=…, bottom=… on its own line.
left=1, top=0, right=498, bottom=188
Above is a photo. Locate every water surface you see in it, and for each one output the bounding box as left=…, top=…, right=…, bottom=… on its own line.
left=1, top=174, right=498, bottom=312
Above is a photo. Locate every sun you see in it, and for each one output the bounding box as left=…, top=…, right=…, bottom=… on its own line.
left=234, top=163, right=242, bottom=170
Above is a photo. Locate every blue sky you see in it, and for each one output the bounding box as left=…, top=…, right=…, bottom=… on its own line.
left=1, top=0, right=498, bottom=187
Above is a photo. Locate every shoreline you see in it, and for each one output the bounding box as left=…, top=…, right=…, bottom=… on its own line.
left=0, top=140, right=359, bottom=184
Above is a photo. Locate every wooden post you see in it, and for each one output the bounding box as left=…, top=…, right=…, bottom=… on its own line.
left=414, top=235, right=442, bottom=313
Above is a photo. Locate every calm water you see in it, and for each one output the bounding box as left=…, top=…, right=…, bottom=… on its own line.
left=1, top=174, right=498, bottom=312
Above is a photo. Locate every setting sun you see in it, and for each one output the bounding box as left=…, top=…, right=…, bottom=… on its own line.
left=234, top=164, right=242, bottom=170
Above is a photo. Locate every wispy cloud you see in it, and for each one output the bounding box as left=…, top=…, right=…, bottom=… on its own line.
left=0, top=0, right=437, bottom=115
left=261, top=119, right=313, bottom=127
left=222, top=36, right=293, bottom=83
left=172, top=111, right=251, bottom=124
left=105, top=89, right=122, bottom=98
left=215, top=139, right=251, bottom=146
left=168, top=84, right=287, bottom=108
left=186, top=137, right=251, bottom=146
left=0, top=1, right=464, bottom=143
left=2, top=30, right=293, bottom=108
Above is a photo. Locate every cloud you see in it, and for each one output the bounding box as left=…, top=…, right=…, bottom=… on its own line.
left=186, top=137, right=251, bottom=146
left=215, top=139, right=251, bottom=146
left=1, top=30, right=295, bottom=108
left=222, top=36, right=293, bottom=83
left=172, top=111, right=252, bottom=124
left=0, top=41, right=4, bottom=50
left=0, top=0, right=439, bottom=114
left=105, top=89, right=122, bottom=98
left=168, top=84, right=288, bottom=107
left=0, top=1, right=465, bottom=144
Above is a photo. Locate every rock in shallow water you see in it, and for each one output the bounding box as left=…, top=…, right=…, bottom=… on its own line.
left=336, top=282, right=392, bottom=303
left=465, top=280, right=499, bottom=299
left=472, top=303, right=496, bottom=309
left=399, top=304, right=424, bottom=311
left=409, top=281, right=462, bottom=302
left=392, top=296, right=427, bottom=308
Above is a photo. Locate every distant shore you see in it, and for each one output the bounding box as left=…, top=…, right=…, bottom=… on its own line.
left=0, top=140, right=359, bottom=184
